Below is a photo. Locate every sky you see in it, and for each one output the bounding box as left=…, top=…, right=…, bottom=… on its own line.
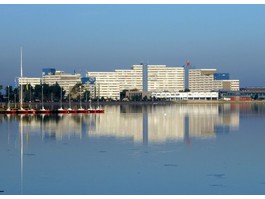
left=0, top=4, right=265, bottom=88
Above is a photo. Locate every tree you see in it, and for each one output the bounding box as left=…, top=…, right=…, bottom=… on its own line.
left=23, top=84, right=34, bottom=102
left=83, top=90, right=90, bottom=102
left=69, top=83, right=84, bottom=101
left=33, top=83, right=65, bottom=102
left=143, top=96, right=148, bottom=101
left=252, top=94, right=259, bottom=100
left=48, top=82, right=64, bottom=102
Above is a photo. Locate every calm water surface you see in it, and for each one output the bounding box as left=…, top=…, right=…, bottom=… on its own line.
left=1, top=103, right=265, bottom=195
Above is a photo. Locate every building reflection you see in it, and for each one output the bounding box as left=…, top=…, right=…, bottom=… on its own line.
left=3, top=103, right=265, bottom=144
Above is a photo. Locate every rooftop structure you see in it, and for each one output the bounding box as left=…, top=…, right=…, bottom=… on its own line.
left=214, top=73, right=230, bottom=80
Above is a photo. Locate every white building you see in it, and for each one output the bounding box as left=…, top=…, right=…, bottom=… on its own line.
left=85, top=72, right=120, bottom=99
left=18, top=77, right=41, bottom=88
left=222, top=80, right=240, bottom=91
left=151, top=91, right=219, bottom=100
left=42, top=70, right=81, bottom=95
left=188, top=69, right=239, bottom=92
left=87, top=65, right=185, bottom=99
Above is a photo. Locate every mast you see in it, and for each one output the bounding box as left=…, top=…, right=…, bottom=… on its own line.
left=79, top=86, right=82, bottom=109
left=20, top=47, right=23, bottom=110
left=60, top=87, right=62, bottom=109
left=7, top=85, right=10, bottom=110
left=68, top=93, right=71, bottom=110
left=41, top=84, right=44, bottom=110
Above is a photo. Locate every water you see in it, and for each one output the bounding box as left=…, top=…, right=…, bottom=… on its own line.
left=1, top=103, right=265, bottom=195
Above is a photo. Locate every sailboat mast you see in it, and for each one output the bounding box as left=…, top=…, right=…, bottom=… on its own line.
left=60, top=87, right=62, bottom=109
left=20, top=47, right=23, bottom=110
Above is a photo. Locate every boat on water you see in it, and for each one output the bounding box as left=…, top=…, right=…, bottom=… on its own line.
left=77, top=108, right=88, bottom=113
left=95, top=107, right=104, bottom=113
left=5, top=86, right=17, bottom=114
left=57, top=87, right=68, bottom=113
left=5, top=108, right=17, bottom=114
left=27, top=108, right=37, bottom=114
left=67, top=108, right=78, bottom=114
left=38, top=82, right=51, bottom=114
left=17, top=108, right=29, bottom=114
left=37, top=107, right=51, bottom=114
left=57, top=108, right=68, bottom=114
left=87, top=108, right=96, bottom=113
left=77, top=86, right=88, bottom=113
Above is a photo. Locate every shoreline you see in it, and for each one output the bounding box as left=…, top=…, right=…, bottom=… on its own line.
left=0, top=100, right=265, bottom=111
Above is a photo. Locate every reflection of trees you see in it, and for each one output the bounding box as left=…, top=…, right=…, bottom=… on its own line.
left=120, top=105, right=143, bottom=113
left=71, top=114, right=84, bottom=124
left=30, top=114, right=62, bottom=124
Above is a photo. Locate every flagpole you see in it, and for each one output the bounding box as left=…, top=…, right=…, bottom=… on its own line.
left=20, top=47, right=23, bottom=110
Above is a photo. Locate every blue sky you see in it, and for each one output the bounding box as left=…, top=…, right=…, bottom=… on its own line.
left=0, top=4, right=265, bottom=87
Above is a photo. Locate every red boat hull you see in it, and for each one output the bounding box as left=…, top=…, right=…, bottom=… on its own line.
left=96, top=109, right=104, bottom=113
left=5, top=110, right=17, bottom=114
left=57, top=110, right=69, bottom=114
left=68, top=109, right=78, bottom=114
left=17, top=110, right=29, bottom=114
left=77, top=109, right=88, bottom=113
left=37, top=110, right=51, bottom=114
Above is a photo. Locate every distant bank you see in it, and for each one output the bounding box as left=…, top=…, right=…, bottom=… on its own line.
left=1, top=100, right=265, bottom=111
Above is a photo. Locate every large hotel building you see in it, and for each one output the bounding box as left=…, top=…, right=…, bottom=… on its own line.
left=86, top=65, right=185, bottom=100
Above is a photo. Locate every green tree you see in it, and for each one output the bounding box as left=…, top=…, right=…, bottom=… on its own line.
left=23, top=84, right=34, bottom=102
left=4, top=86, right=16, bottom=102
left=33, top=83, right=65, bottom=102
left=69, top=83, right=83, bottom=101
left=48, top=82, right=64, bottom=102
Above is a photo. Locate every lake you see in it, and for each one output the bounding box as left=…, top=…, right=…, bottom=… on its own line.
left=1, top=103, right=265, bottom=195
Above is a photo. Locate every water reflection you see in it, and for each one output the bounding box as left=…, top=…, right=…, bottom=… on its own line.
left=2, top=103, right=265, bottom=144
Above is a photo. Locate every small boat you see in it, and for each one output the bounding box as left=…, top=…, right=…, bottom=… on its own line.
left=76, top=86, right=88, bottom=113
left=37, top=107, right=51, bottom=114
left=27, top=109, right=37, bottom=114
left=57, top=108, right=68, bottom=114
left=67, top=108, right=78, bottom=114
left=5, top=108, right=17, bottom=114
left=87, top=108, right=96, bottom=113
left=95, top=105, right=104, bottom=113
left=77, top=108, right=88, bottom=113
left=5, top=86, right=17, bottom=114
left=17, top=108, right=29, bottom=114
left=57, top=87, right=68, bottom=113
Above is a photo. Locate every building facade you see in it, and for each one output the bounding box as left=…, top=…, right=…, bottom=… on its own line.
left=42, top=69, right=81, bottom=95
left=189, top=69, right=239, bottom=92
left=17, top=77, right=41, bottom=88
left=151, top=91, right=219, bottom=100
left=85, top=72, right=120, bottom=99
left=87, top=65, right=185, bottom=99
left=222, top=80, right=240, bottom=91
